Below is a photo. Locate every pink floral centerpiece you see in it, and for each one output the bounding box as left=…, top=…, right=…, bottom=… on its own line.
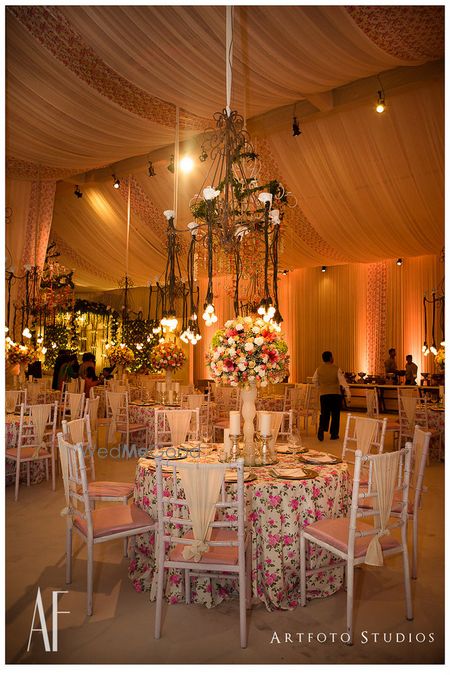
left=6, top=342, right=35, bottom=365
left=207, top=315, right=290, bottom=459
left=435, top=346, right=445, bottom=370
left=207, top=315, right=289, bottom=388
left=150, top=340, right=186, bottom=372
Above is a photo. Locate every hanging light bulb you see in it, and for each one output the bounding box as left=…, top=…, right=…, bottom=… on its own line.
left=422, top=342, right=428, bottom=354
left=22, top=327, right=32, bottom=339
left=112, top=174, right=120, bottom=189
left=376, top=90, right=385, bottom=114
left=180, top=156, right=194, bottom=173
left=430, top=343, right=438, bottom=355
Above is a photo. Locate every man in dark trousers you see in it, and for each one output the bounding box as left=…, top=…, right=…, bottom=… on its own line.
left=312, top=351, right=351, bottom=441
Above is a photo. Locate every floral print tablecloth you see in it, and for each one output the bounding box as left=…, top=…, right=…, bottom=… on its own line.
left=129, top=449, right=351, bottom=610
left=427, top=407, right=445, bottom=460
left=5, top=415, right=46, bottom=485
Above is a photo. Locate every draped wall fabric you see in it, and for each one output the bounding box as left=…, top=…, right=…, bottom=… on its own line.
left=367, top=262, right=387, bottom=376
left=193, top=255, right=442, bottom=383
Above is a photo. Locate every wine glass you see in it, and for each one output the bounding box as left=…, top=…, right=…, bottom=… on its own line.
left=287, top=430, right=302, bottom=454
left=201, top=425, right=212, bottom=451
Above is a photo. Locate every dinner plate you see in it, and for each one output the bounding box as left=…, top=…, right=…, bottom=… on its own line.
left=269, top=467, right=318, bottom=480
left=276, top=444, right=308, bottom=454
left=300, top=450, right=340, bottom=465
left=224, top=470, right=257, bottom=483
left=147, top=448, right=188, bottom=460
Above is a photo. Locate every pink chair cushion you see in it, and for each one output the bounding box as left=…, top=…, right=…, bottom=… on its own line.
left=6, top=446, right=50, bottom=459
left=303, top=517, right=400, bottom=558
left=74, top=503, right=154, bottom=538
left=170, top=528, right=239, bottom=565
left=358, top=489, right=413, bottom=515
left=87, top=481, right=134, bottom=499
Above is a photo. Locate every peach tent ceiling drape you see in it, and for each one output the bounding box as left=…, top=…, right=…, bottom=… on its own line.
left=267, top=78, right=443, bottom=264
left=6, top=6, right=442, bottom=174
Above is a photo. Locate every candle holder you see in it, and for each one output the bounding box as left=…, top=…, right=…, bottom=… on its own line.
left=229, top=434, right=242, bottom=461
left=258, top=433, right=278, bottom=466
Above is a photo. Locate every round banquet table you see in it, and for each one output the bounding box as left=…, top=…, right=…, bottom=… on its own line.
left=128, top=449, right=351, bottom=610
left=5, top=414, right=46, bottom=485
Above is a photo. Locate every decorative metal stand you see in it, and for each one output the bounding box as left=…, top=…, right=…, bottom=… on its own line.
left=229, top=434, right=242, bottom=462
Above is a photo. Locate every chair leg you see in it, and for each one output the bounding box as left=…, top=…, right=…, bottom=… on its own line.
left=154, top=551, right=165, bottom=639
left=346, top=562, right=354, bottom=646
left=130, top=535, right=136, bottom=561
left=239, top=566, right=247, bottom=648
left=185, top=570, right=191, bottom=604
left=245, top=540, right=252, bottom=610
left=45, top=458, right=49, bottom=482
left=66, top=526, right=73, bottom=584
left=412, top=513, right=418, bottom=580
left=87, top=540, right=94, bottom=616
left=26, top=462, right=31, bottom=487
left=401, top=531, right=413, bottom=620
left=14, top=461, right=20, bottom=502
left=123, top=537, right=128, bottom=558
left=300, top=533, right=306, bottom=606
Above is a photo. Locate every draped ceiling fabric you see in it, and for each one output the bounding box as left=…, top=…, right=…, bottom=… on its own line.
left=5, top=6, right=444, bottom=373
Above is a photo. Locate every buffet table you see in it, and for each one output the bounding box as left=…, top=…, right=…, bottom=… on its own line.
left=128, top=449, right=351, bottom=610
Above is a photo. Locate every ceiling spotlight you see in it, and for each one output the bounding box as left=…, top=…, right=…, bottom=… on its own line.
left=292, top=116, right=301, bottom=137
left=147, top=161, right=156, bottom=177
left=74, top=185, right=83, bottom=198
left=112, top=174, right=120, bottom=189
left=376, top=90, right=385, bottom=114
left=180, top=156, right=194, bottom=173
left=396, top=258, right=403, bottom=266
left=167, top=155, right=175, bottom=174
left=321, top=266, right=327, bottom=273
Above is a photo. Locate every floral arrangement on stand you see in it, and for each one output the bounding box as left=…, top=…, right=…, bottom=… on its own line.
left=207, top=315, right=289, bottom=388
left=435, top=346, right=445, bottom=370
left=5, top=341, right=36, bottom=365
left=150, top=340, right=186, bottom=373
left=121, top=318, right=159, bottom=372
left=106, top=343, right=135, bottom=369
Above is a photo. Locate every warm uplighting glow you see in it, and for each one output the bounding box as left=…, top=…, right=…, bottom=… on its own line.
left=179, top=156, right=194, bottom=173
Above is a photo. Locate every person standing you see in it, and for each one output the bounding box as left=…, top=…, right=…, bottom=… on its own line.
left=384, top=348, right=398, bottom=374
left=312, top=351, right=351, bottom=441
left=405, top=354, right=418, bottom=385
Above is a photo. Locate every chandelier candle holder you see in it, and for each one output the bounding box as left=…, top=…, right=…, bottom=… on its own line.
left=208, top=315, right=289, bottom=463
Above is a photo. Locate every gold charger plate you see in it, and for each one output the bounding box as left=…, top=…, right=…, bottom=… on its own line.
left=224, top=471, right=257, bottom=483
left=301, top=452, right=340, bottom=465
left=269, top=467, right=318, bottom=481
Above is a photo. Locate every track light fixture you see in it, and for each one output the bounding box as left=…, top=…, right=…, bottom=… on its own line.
left=396, top=258, right=403, bottom=266
left=167, top=154, right=175, bottom=174
left=321, top=266, right=327, bottom=273
left=375, top=75, right=386, bottom=114
left=292, top=116, right=301, bottom=137
left=147, top=161, right=156, bottom=177
left=74, top=185, right=83, bottom=198
left=112, top=174, right=120, bottom=189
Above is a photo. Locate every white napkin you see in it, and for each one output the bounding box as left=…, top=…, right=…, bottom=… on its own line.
left=302, top=450, right=336, bottom=463
left=272, top=467, right=307, bottom=479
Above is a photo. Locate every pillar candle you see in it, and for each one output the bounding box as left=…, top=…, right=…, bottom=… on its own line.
left=223, top=428, right=231, bottom=453
left=260, top=412, right=272, bottom=437
left=160, top=382, right=166, bottom=392
left=156, top=381, right=161, bottom=391
left=229, top=411, right=240, bottom=435
left=174, top=382, right=180, bottom=393
left=168, top=390, right=173, bottom=404
left=439, top=385, right=444, bottom=400
left=28, top=375, right=33, bottom=382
